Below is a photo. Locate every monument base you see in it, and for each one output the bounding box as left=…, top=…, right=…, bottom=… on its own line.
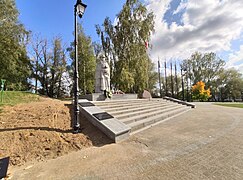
left=80, top=93, right=138, bottom=101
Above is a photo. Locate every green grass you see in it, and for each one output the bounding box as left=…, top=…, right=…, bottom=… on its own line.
left=214, top=103, right=243, bottom=108
left=0, top=91, right=41, bottom=113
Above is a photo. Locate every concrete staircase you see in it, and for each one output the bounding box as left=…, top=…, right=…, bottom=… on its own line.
left=93, top=99, right=191, bottom=134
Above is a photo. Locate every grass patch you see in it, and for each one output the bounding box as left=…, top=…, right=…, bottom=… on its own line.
left=0, top=91, right=41, bottom=113
left=214, top=103, right=243, bottom=108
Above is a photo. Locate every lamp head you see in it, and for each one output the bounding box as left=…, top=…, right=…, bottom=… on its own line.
left=75, top=0, right=87, bottom=18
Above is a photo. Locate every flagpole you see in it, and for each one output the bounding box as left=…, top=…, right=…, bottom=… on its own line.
left=175, top=61, right=178, bottom=98
left=158, top=58, right=162, bottom=98
left=164, top=60, right=168, bottom=96
left=170, top=61, right=174, bottom=98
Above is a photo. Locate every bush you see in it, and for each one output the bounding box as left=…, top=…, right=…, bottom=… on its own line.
left=192, top=81, right=211, bottom=101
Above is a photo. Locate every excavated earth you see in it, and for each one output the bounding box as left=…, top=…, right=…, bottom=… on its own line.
left=0, top=97, right=111, bottom=166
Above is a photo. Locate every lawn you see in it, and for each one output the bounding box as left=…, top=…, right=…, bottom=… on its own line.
left=214, top=103, right=243, bottom=108
left=0, top=91, right=41, bottom=113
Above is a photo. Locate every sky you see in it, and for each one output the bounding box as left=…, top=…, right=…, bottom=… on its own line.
left=16, top=0, right=243, bottom=74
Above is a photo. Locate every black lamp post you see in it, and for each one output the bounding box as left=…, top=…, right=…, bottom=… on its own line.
left=73, top=0, right=87, bottom=133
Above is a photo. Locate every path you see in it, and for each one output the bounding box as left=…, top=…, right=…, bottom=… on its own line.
left=10, top=103, right=243, bottom=179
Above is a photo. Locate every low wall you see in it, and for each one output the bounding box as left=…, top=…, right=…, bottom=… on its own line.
left=163, top=96, right=196, bottom=108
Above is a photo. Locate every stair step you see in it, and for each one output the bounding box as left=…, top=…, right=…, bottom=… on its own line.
left=113, top=104, right=177, bottom=119
left=120, top=105, right=185, bottom=125
left=93, top=99, right=169, bottom=106
left=93, top=99, right=149, bottom=106
left=95, top=101, right=168, bottom=111
left=107, top=103, right=172, bottom=116
left=100, top=102, right=169, bottom=114
left=129, top=106, right=190, bottom=132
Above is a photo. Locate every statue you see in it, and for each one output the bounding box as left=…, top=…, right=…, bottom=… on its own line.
left=95, top=53, right=110, bottom=93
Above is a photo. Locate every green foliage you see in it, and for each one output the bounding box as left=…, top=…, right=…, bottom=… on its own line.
left=31, top=36, right=70, bottom=98
left=68, top=24, right=96, bottom=94
left=49, top=37, right=67, bottom=97
left=181, top=52, right=226, bottom=101
left=147, top=61, right=158, bottom=91
left=162, top=75, right=181, bottom=98
left=96, top=0, right=155, bottom=93
left=181, top=52, right=225, bottom=86
left=181, top=52, right=243, bottom=101
left=0, top=0, right=31, bottom=90
left=217, top=68, right=243, bottom=101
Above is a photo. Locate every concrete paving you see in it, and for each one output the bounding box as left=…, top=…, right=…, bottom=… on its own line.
left=10, top=103, right=243, bottom=179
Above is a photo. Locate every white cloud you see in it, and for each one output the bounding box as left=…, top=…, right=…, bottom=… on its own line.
left=147, top=0, right=243, bottom=62
left=226, top=45, right=243, bottom=74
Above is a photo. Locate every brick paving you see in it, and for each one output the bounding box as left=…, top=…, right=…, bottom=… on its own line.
left=10, top=103, right=243, bottom=179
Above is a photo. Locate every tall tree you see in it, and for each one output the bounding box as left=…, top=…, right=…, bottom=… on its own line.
left=68, top=24, right=96, bottom=94
left=31, top=37, right=50, bottom=95
left=0, top=0, right=30, bottom=90
left=181, top=52, right=225, bottom=100
left=49, top=37, right=67, bottom=97
left=217, top=68, right=243, bottom=101
left=181, top=52, right=225, bottom=87
left=96, top=0, right=155, bottom=93
left=31, top=36, right=69, bottom=98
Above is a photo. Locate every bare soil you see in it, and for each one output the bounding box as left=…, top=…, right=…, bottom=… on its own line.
left=0, top=97, right=111, bottom=166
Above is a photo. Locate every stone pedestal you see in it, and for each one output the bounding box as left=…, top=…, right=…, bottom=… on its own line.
left=80, top=93, right=138, bottom=101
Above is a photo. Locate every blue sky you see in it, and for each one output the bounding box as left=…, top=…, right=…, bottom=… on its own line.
left=16, top=0, right=243, bottom=74
left=16, top=0, right=125, bottom=44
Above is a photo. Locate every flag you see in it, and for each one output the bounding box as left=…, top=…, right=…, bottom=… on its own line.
left=145, top=41, right=149, bottom=49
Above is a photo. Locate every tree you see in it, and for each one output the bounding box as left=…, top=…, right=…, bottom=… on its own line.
left=181, top=52, right=225, bottom=86
left=0, top=0, right=31, bottom=90
left=217, top=68, right=243, bottom=101
left=49, top=37, right=68, bottom=97
left=162, top=75, right=181, bottom=98
left=192, top=81, right=211, bottom=101
left=68, top=24, right=96, bottom=94
left=30, top=37, right=50, bottom=95
left=30, top=36, right=69, bottom=98
left=181, top=52, right=225, bottom=100
left=96, top=0, right=155, bottom=93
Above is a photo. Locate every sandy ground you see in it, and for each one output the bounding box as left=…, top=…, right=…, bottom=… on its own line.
left=0, top=97, right=111, bottom=166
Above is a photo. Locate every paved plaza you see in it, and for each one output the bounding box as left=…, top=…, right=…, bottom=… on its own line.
left=10, top=103, right=243, bottom=179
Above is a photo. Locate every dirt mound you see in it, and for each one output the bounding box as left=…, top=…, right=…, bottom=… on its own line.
left=0, top=98, right=111, bottom=166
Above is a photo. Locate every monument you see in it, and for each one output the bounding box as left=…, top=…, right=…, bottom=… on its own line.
left=95, top=53, right=110, bottom=93
left=81, top=53, right=137, bottom=101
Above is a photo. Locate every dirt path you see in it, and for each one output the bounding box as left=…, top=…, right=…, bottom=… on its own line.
left=8, top=103, right=243, bottom=179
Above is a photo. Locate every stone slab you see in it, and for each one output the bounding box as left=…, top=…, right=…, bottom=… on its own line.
left=80, top=93, right=138, bottom=101
left=79, top=102, right=95, bottom=107
left=93, top=112, right=114, bottom=121
left=78, top=99, right=131, bottom=142
left=0, top=157, right=9, bottom=178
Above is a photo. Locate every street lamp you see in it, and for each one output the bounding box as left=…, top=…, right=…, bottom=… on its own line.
left=73, top=0, right=87, bottom=133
